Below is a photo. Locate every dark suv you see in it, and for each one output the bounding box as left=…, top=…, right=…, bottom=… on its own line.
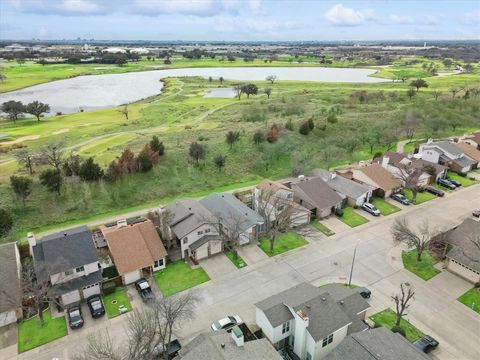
left=356, top=287, right=371, bottom=299
left=135, top=278, right=154, bottom=302
left=67, top=306, right=84, bottom=329
left=391, top=193, right=411, bottom=205
left=87, top=295, right=105, bottom=318
left=425, top=185, right=444, bottom=197
left=414, top=335, right=439, bottom=353
left=437, top=178, right=456, bottom=190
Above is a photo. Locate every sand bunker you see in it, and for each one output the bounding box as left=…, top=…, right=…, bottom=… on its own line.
left=52, top=128, right=70, bottom=135
left=1, top=135, right=40, bottom=146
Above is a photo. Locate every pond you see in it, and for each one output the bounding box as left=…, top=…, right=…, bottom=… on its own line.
left=0, top=67, right=389, bottom=115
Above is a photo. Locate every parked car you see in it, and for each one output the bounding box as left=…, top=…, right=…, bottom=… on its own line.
left=424, top=186, right=444, bottom=197
left=391, top=193, right=411, bottom=205
left=86, top=295, right=105, bottom=318
left=414, top=335, right=439, bottom=353
left=361, top=202, right=380, bottom=216
left=437, top=178, right=456, bottom=190
left=211, top=315, right=243, bottom=332
left=135, top=278, right=154, bottom=302
left=67, top=306, right=84, bottom=329
left=473, top=209, right=480, bottom=218
left=356, top=287, right=371, bottom=299
left=447, top=178, right=462, bottom=187
left=151, top=339, right=182, bottom=360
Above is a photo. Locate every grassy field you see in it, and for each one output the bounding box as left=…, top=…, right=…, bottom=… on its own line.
left=338, top=206, right=369, bottom=227
left=369, top=308, right=424, bottom=342
left=154, top=261, right=210, bottom=296
left=403, top=189, right=436, bottom=204
left=311, top=219, right=335, bottom=236
left=372, top=197, right=401, bottom=216
left=259, top=232, right=308, bottom=256
left=102, top=288, right=132, bottom=318
left=402, top=249, right=440, bottom=281
left=457, top=288, right=480, bottom=314
left=0, top=60, right=479, bottom=243
left=225, top=250, right=247, bottom=268
left=447, top=171, right=478, bottom=187
left=17, top=310, right=67, bottom=353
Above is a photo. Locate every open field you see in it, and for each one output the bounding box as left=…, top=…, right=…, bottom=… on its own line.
left=0, top=60, right=479, bottom=242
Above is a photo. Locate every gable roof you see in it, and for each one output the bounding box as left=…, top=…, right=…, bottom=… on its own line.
left=165, top=199, right=214, bottom=239
left=427, top=141, right=464, bottom=157
left=378, top=152, right=447, bottom=176
left=455, top=142, right=480, bottom=162
left=444, top=218, right=480, bottom=273
left=0, top=243, right=21, bottom=313
left=257, top=179, right=292, bottom=193
left=465, top=132, right=480, bottom=144
left=33, top=225, right=98, bottom=274
left=310, top=169, right=373, bottom=199
left=355, top=164, right=402, bottom=191
left=291, top=177, right=343, bottom=210
left=101, top=218, right=167, bottom=275
left=324, top=327, right=430, bottom=360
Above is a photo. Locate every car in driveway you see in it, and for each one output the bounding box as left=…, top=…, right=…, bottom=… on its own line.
left=447, top=178, right=462, bottom=187
left=437, top=178, right=456, bottom=190
left=361, top=202, right=380, bottom=216
left=424, top=185, right=444, bottom=197
left=414, top=335, right=439, bottom=353
left=135, top=278, right=154, bottom=302
left=473, top=209, right=480, bottom=218
left=211, top=315, right=243, bottom=332
left=67, top=306, right=84, bottom=329
left=86, top=295, right=105, bottom=318
left=391, top=193, right=411, bottom=205
left=151, top=339, right=182, bottom=360
left=356, top=287, right=371, bottom=299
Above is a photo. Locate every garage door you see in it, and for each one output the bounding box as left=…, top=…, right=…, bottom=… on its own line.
left=291, top=213, right=309, bottom=227
left=124, top=270, right=141, bottom=285
left=239, top=233, right=250, bottom=245
left=447, top=260, right=480, bottom=283
left=82, top=283, right=100, bottom=299
left=62, top=290, right=81, bottom=305
left=195, top=243, right=209, bottom=260
left=210, top=240, right=223, bottom=255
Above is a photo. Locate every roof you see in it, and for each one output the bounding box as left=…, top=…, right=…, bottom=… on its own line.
left=427, top=141, right=463, bottom=157
left=465, top=132, right=480, bottom=144
left=378, top=152, right=447, bottom=176
left=456, top=142, right=480, bottom=162
left=200, top=193, right=264, bottom=233
left=291, top=177, right=343, bottom=210
left=257, top=179, right=292, bottom=193
left=0, top=243, right=21, bottom=313
left=310, top=169, right=373, bottom=199
left=355, top=164, right=402, bottom=191
left=177, top=330, right=282, bottom=360
left=255, top=283, right=370, bottom=341
left=452, top=155, right=475, bottom=168
left=52, top=270, right=102, bottom=295
left=165, top=199, right=214, bottom=239
left=444, top=218, right=480, bottom=273
left=33, top=225, right=98, bottom=274
left=189, top=234, right=223, bottom=251
left=101, top=218, right=167, bottom=275
left=324, top=327, right=430, bottom=360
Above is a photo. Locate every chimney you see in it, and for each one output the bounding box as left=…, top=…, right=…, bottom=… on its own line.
left=298, top=175, right=305, bottom=181
left=381, top=156, right=390, bottom=168
left=331, top=172, right=336, bottom=179
left=117, top=219, right=127, bottom=228
left=27, top=232, right=36, bottom=254
left=427, top=138, right=433, bottom=144
left=231, top=326, right=244, bottom=347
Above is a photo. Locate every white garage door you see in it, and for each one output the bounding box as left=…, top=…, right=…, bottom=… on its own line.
left=210, top=240, right=223, bottom=255
left=82, top=283, right=100, bottom=298
left=0, top=310, right=17, bottom=327
left=447, top=260, right=480, bottom=283
left=124, top=270, right=142, bottom=285
left=291, top=213, right=309, bottom=227
left=195, top=243, right=209, bottom=260
left=239, top=233, right=250, bottom=245
left=62, top=290, right=81, bottom=305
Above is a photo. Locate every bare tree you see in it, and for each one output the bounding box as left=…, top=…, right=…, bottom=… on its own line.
left=392, top=282, right=415, bottom=326
left=431, top=90, right=441, bottom=101
left=401, top=113, right=421, bottom=142
left=118, top=106, right=129, bottom=120
left=14, top=148, right=38, bottom=175
left=39, top=141, right=65, bottom=171
left=391, top=162, right=424, bottom=203
left=450, top=87, right=459, bottom=99
left=391, top=218, right=434, bottom=261
left=266, top=75, right=277, bottom=84
left=233, top=84, right=243, bottom=100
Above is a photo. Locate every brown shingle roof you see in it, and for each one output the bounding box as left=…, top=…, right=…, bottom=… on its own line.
left=292, top=177, right=343, bottom=210
left=357, top=164, right=402, bottom=191
left=456, top=142, right=480, bottom=162
left=102, top=219, right=167, bottom=275
left=257, top=179, right=291, bottom=192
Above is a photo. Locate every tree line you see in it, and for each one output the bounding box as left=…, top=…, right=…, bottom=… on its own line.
left=1, top=100, right=50, bottom=122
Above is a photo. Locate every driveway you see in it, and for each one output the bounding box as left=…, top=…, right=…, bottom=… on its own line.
left=199, top=253, right=237, bottom=280
left=66, top=302, right=109, bottom=336
left=0, top=324, right=16, bottom=350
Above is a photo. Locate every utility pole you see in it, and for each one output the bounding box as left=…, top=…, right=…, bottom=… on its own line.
left=348, top=242, right=359, bottom=287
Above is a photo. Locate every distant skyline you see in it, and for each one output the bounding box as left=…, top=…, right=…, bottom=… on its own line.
left=1, top=0, right=479, bottom=41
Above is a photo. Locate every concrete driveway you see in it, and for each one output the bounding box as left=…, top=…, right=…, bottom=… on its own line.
left=0, top=324, right=16, bottom=350
left=199, top=253, right=237, bottom=280
left=66, top=301, right=109, bottom=336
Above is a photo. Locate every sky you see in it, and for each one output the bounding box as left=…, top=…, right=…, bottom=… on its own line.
left=0, top=0, right=479, bottom=41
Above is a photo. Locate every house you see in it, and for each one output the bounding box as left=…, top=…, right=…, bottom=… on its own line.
left=376, top=152, right=447, bottom=186
left=162, top=199, right=223, bottom=261
left=0, top=243, right=22, bottom=327
left=200, top=193, right=265, bottom=246
left=462, top=132, right=480, bottom=150
left=441, top=218, right=480, bottom=283
left=347, top=164, right=402, bottom=198
left=310, top=169, right=373, bottom=207
left=454, top=141, right=480, bottom=169
left=254, top=179, right=311, bottom=227
left=418, top=140, right=475, bottom=174
left=324, top=327, right=430, bottom=360
left=176, top=328, right=282, bottom=360
left=29, top=226, right=102, bottom=306
left=100, top=218, right=167, bottom=285
left=255, top=282, right=370, bottom=360
left=286, top=176, right=344, bottom=219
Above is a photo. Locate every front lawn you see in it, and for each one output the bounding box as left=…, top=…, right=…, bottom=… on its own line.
left=402, top=249, right=440, bottom=281
left=311, top=220, right=335, bottom=236
left=447, top=171, right=477, bottom=187
left=18, top=310, right=67, bottom=353
left=338, top=206, right=369, bottom=227
left=225, top=250, right=247, bottom=268
left=372, top=198, right=401, bottom=216
left=458, top=288, right=480, bottom=314
left=103, top=288, right=132, bottom=318
left=369, top=308, right=424, bottom=342
left=259, top=232, right=308, bottom=257
left=154, top=261, right=210, bottom=297
left=403, top=189, right=436, bottom=205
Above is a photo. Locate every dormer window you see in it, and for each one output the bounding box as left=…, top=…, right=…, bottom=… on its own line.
left=75, top=266, right=85, bottom=273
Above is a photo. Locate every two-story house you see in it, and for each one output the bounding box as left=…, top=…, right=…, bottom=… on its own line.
left=255, top=282, right=370, bottom=360
left=0, top=243, right=22, bottom=328
left=419, top=140, right=475, bottom=174
left=29, top=226, right=102, bottom=306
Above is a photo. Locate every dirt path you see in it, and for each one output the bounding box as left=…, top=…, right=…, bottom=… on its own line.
left=0, top=135, right=40, bottom=146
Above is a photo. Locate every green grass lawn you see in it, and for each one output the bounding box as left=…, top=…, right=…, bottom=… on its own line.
left=17, top=310, right=67, bottom=353
left=402, top=249, right=440, bottom=281
left=403, top=189, right=436, bottom=204
left=225, top=250, right=247, bottom=268
left=447, top=171, right=478, bottom=187
left=372, top=198, right=401, bottom=216
left=338, top=206, right=369, bottom=227
left=369, top=308, right=424, bottom=342
left=102, top=288, right=132, bottom=318
left=259, top=232, right=308, bottom=256
left=154, top=261, right=210, bottom=296
left=311, top=219, right=335, bottom=236
left=458, top=288, right=480, bottom=314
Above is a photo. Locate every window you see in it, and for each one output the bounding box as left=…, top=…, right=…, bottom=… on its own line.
left=197, top=230, right=204, bottom=235
left=282, top=321, right=290, bottom=334
left=306, top=352, right=312, bottom=360
left=154, top=259, right=164, bottom=268
left=75, top=266, right=85, bottom=273
left=64, top=269, right=73, bottom=276
left=205, top=228, right=211, bottom=233
left=322, top=333, right=334, bottom=347
left=183, top=237, right=188, bottom=244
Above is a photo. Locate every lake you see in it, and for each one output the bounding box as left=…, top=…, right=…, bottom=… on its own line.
left=0, top=67, right=389, bottom=115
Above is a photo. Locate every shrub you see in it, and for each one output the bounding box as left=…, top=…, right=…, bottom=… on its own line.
left=149, top=135, right=165, bottom=155
left=102, top=282, right=116, bottom=295
left=299, top=121, right=310, bottom=135
left=79, top=157, right=104, bottom=181
left=105, top=160, right=122, bottom=182
left=285, top=119, right=294, bottom=131
left=308, top=118, right=314, bottom=130
left=335, top=208, right=344, bottom=217
left=267, top=123, right=280, bottom=143
left=253, top=131, right=265, bottom=144
left=391, top=326, right=406, bottom=338
left=0, top=208, right=13, bottom=236
left=474, top=282, right=480, bottom=288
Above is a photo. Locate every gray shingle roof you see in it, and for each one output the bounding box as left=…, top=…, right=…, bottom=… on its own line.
left=453, top=155, right=475, bottom=168
left=310, top=169, right=372, bottom=199
left=189, top=234, right=223, bottom=251
left=444, top=218, right=480, bottom=273
left=433, top=141, right=464, bottom=156
left=165, top=199, right=214, bottom=239
left=52, top=270, right=102, bottom=296
left=324, top=327, right=430, bottom=360
left=291, top=177, right=343, bottom=210
left=0, top=243, right=21, bottom=313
